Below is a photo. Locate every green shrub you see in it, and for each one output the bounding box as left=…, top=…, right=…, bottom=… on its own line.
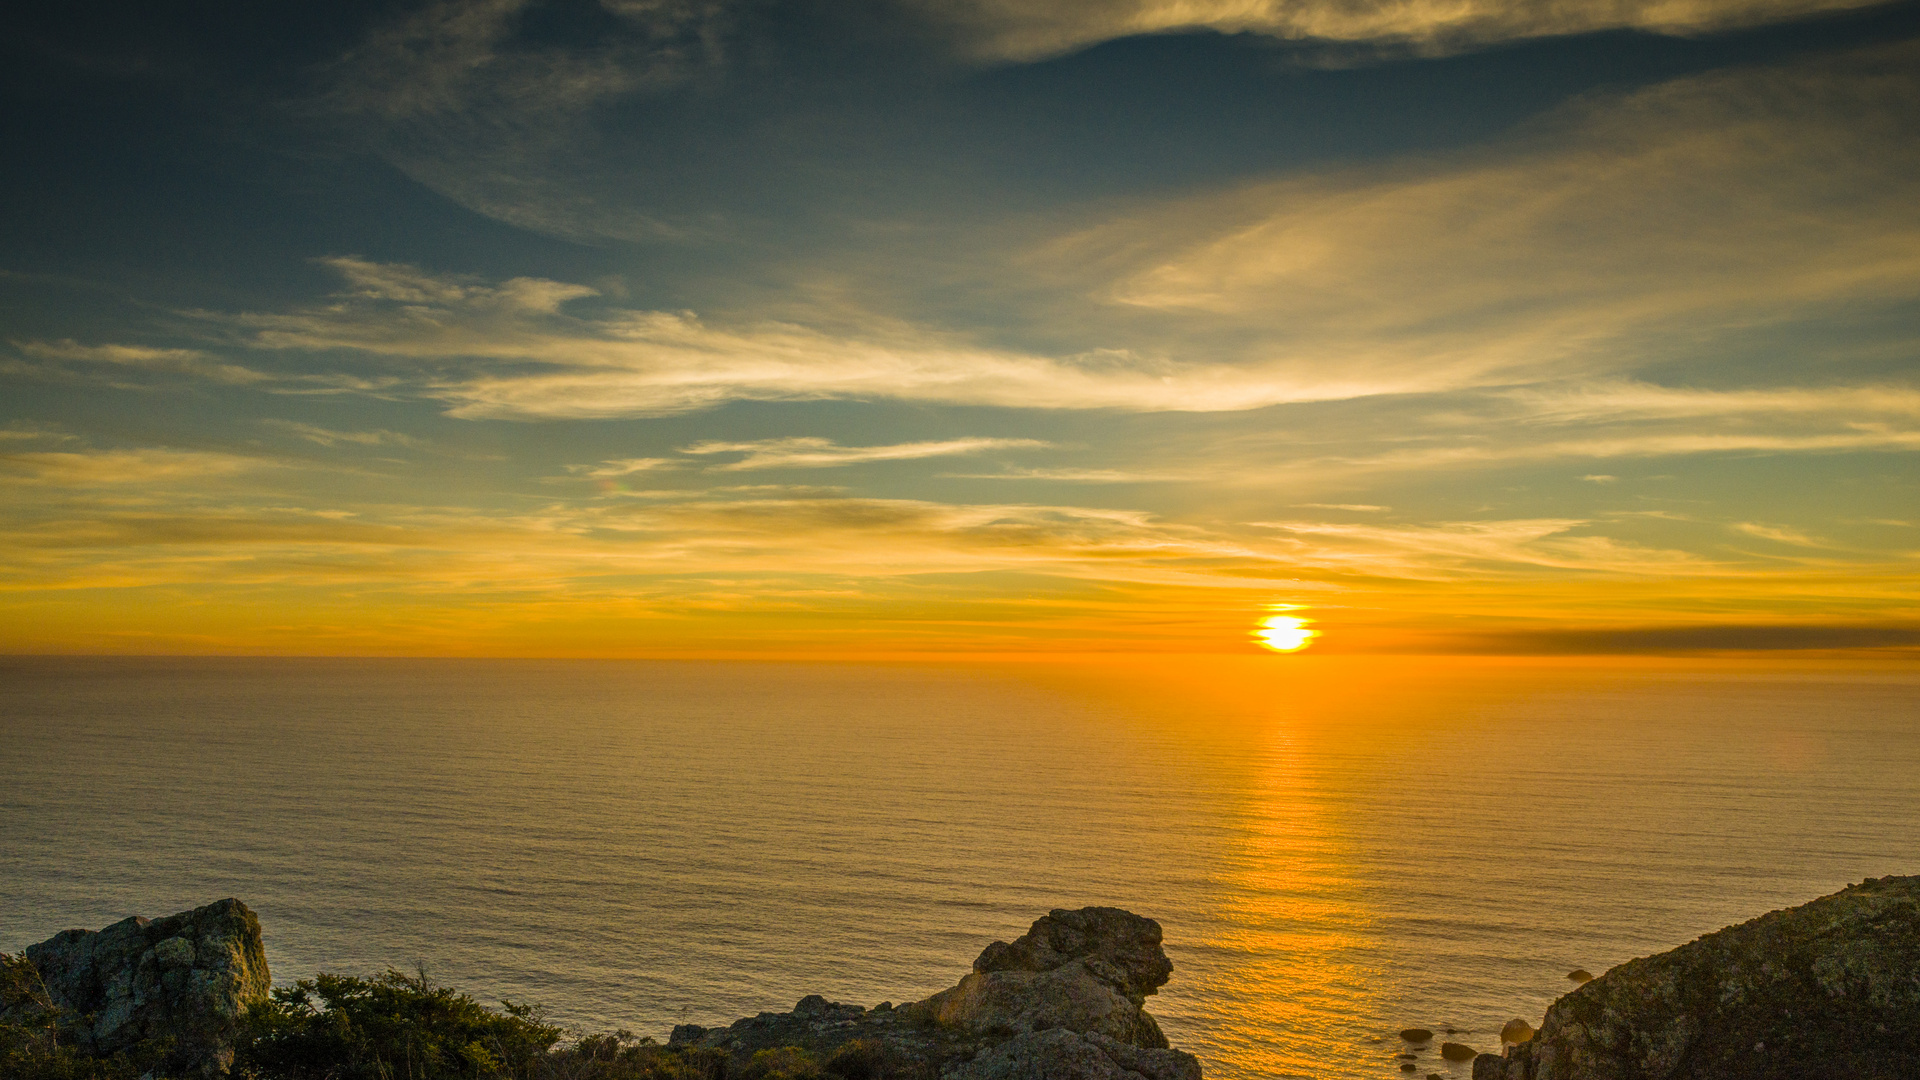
left=233, top=969, right=564, bottom=1080
left=536, top=1031, right=726, bottom=1080
left=735, top=1047, right=820, bottom=1080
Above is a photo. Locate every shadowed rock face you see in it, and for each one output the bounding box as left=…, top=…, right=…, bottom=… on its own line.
left=1474, top=875, right=1920, bottom=1080
left=15, top=899, right=270, bottom=1079
left=672, top=906, right=1200, bottom=1080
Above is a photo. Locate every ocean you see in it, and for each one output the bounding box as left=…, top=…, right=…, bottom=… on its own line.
left=3, top=656, right=1916, bottom=1079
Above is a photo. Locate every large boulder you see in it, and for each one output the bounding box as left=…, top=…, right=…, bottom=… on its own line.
left=671, top=906, right=1201, bottom=1078
left=913, top=908, right=1175, bottom=1047
left=11, top=898, right=270, bottom=1078
left=1475, top=875, right=1920, bottom=1080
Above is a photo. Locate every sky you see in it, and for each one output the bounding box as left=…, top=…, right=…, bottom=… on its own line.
left=2, top=0, right=1918, bottom=657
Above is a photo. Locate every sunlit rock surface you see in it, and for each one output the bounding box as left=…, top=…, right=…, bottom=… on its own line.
left=671, top=906, right=1201, bottom=1078
left=11, top=898, right=271, bottom=1078
left=1474, top=875, right=1920, bottom=1080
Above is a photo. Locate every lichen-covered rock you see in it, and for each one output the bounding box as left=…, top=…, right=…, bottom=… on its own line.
left=12, top=899, right=270, bottom=1078
left=942, top=1028, right=1201, bottom=1080
left=1479, top=875, right=1920, bottom=1080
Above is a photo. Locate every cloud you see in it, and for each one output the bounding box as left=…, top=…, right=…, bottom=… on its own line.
left=1292, top=503, right=1388, bottom=512
left=911, top=0, right=1889, bottom=61
left=679, top=436, right=1049, bottom=470
left=941, top=467, right=1181, bottom=482
left=1732, top=521, right=1825, bottom=546
left=1247, top=517, right=1712, bottom=578
left=13, top=339, right=273, bottom=386
left=569, top=458, right=679, bottom=478
left=1447, top=624, right=1920, bottom=654
left=319, top=1, right=729, bottom=241
left=202, top=46, right=1920, bottom=425
left=0, top=449, right=268, bottom=487
left=1051, top=44, right=1920, bottom=387
left=262, top=420, right=423, bottom=448
left=1582, top=475, right=1618, bottom=484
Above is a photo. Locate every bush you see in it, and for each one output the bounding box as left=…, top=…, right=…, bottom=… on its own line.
left=536, top=1031, right=726, bottom=1080
left=234, top=969, right=564, bottom=1080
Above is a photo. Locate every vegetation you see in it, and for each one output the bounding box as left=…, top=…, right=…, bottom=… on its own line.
left=3, top=960, right=907, bottom=1080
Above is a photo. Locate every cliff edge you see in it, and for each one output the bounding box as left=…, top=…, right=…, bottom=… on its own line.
left=1475, top=874, right=1920, bottom=1080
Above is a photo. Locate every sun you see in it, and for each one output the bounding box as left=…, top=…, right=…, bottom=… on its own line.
left=1254, top=608, right=1318, bottom=653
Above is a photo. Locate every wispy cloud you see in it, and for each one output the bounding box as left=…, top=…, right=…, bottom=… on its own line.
left=187, top=46, right=1920, bottom=426
left=0, top=449, right=269, bottom=487
left=681, top=436, right=1049, bottom=471
left=262, top=420, right=423, bottom=448
left=13, top=339, right=272, bottom=386
left=1732, top=522, right=1825, bottom=547
left=1293, top=503, right=1388, bottom=512
left=941, top=467, right=1180, bottom=482
left=568, top=458, right=679, bottom=478
left=915, top=0, right=1887, bottom=61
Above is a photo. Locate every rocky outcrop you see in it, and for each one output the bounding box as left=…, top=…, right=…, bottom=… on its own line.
left=7, top=898, right=270, bottom=1078
left=1474, top=875, right=1920, bottom=1080
left=671, top=906, right=1201, bottom=1079
left=912, top=907, right=1173, bottom=1048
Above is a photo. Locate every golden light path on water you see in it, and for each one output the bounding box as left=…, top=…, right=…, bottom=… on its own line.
left=1256, top=606, right=1319, bottom=653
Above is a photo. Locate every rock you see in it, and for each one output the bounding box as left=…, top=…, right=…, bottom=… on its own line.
left=1441, top=1041, right=1478, bottom=1061
left=1499, top=1018, right=1534, bottom=1043
left=916, top=908, right=1173, bottom=1047
left=6, top=899, right=269, bottom=1078
left=1472, top=1054, right=1511, bottom=1080
left=1428, top=1074, right=1444, bottom=1079
left=1396, top=1051, right=1417, bottom=1059
left=668, top=1023, right=708, bottom=1046
left=1400, top=1027, right=1435, bottom=1042
left=1399, top=1063, right=1417, bottom=1073
left=1565, top=968, right=1593, bottom=983
left=944, top=1028, right=1201, bottom=1080
left=1496, top=875, right=1920, bottom=1079
left=671, top=906, right=1197, bottom=1077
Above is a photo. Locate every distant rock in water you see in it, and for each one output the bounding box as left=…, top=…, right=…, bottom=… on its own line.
left=4, top=898, right=270, bottom=1078
left=1440, top=1041, right=1478, bottom=1061
left=1474, top=875, right=1920, bottom=1080
left=1400, top=1028, right=1435, bottom=1042
left=672, top=906, right=1201, bottom=1079
left=1499, top=1018, right=1534, bottom=1044
left=1564, top=968, right=1593, bottom=983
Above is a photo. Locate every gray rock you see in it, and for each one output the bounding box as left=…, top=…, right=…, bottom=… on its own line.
left=942, top=1028, right=1201, bottom=1080
left=7, top=898, right=269, bottom=1079
left=914, top=908, right=1173, bottom=1047
left=1494, top=875, right=1920, bottom=1079
left=673, top=906, right=1197, bottom=1076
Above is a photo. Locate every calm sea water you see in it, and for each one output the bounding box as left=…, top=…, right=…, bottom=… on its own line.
left=3, top=657, right=1916, bottom=1079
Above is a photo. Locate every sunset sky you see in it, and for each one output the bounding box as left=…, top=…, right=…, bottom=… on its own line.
left=3, top=0, right=1917, bottom=656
